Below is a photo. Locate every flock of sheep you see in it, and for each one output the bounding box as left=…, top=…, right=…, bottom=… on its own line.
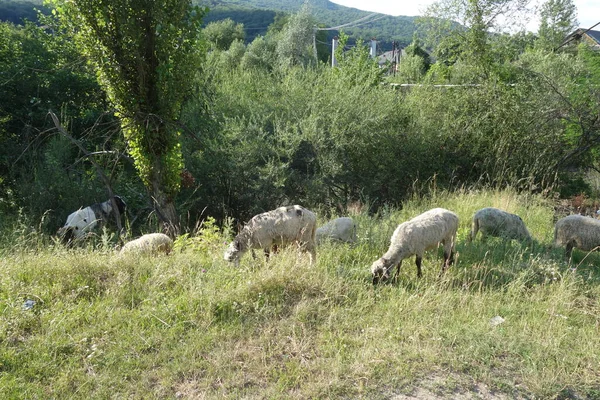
left=58, top=197, right=600, bottom=281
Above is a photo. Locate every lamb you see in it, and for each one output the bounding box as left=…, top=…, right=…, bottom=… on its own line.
left=58, top=196, right=127, bottom=243
left=316, top=217, right=357, bottom=244
left=554, top=214, right=600, bottom=258
left=468, top=207, right=531, bottom=243
left=371, top=208, right=458, bottom=284
left=120, top=233, right=173, bottom=255
left=224, top=205, right=317, bottom=266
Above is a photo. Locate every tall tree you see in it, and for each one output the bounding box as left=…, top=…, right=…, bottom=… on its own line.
left=420, top=0, right=532, bottom=78
left=48, top=0, right=206, bottom=234
left=536, top=0, right=578, bottom=51
left=275, top=3, right=316, bottom=69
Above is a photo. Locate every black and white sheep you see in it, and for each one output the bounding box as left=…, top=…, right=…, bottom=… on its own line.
left=120, top=233, right=173, bottom=255
left=371, top=208, right=458, bottom=284
left=468, top=207, right=531, bottom=243
left=224, top=205, right=317, bottom=266
left=554, top=214, right=600, bottom=258
left=58, top=196, right=126, bottom=242
left=316, top=217, right=357, bottom=244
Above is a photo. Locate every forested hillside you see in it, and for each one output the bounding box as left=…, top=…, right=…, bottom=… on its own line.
left=0, top=0, right=417, bottom=49
left=201, top=0, right=418, bottom=48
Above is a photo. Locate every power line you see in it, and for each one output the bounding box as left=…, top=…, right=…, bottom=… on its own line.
left=555, top=21, right=600, bottom=51
left=316, top=13, right=387, bottom=31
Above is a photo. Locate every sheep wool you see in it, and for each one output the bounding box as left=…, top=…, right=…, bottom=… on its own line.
left=120, top=233, right=173, bottom=255
left=469, top=207, right=531, bottom=243
left=58, top=196, right=126, bottom=242
left=371, top=208, right=458, bottom=284
left=316, top=217, right=357, bottom=244
left=554, top=214, right=600, bottom=258
left=224, top=205, right=317, bottom=266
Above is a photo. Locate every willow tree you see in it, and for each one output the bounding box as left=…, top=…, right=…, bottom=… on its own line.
left=420, top=0, right=532, bottom=78
left=49, top=0, right=206, bottom=233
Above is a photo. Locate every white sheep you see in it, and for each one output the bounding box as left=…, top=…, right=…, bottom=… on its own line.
left=371, top=208, right=458, bottom=284
left=468, top=207, right=531, bottom=243
left=224, top=205, right=317, bottom=266
left=120, top=233, right=173, bottom=255
left=554, top=214, right=600, bottom=258
left=58, top=196, right=127, bottom=242
left=316, top=217, right=357, bottom=244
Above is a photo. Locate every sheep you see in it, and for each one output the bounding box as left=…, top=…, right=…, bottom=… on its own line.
left=120, top=233, right=173, bottom=255
left=58, top=196, right=126, bottom=243
left=224, top=205, right=317, bottom=266
left=554, top=214, right=600, bottom=258
left=316, top=217, right=357, bottom=244
left=468, top=207, right=531, bottom=243
left=371, top=208, right=458, bottom=284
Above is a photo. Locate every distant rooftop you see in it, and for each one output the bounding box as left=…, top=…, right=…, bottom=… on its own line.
left=561, top=28, right=600, bottom=50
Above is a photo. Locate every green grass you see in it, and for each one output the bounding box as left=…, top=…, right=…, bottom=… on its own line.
left=1, top=189, right=599, bottom=399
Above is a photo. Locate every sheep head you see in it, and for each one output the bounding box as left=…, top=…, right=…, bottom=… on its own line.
left=371, top=257, right=394, bottom=285
left=223, top=238, right=246, bottom=266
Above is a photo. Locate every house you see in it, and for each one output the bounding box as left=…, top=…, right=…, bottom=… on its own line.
left=560, top=28, right=600, bottom=51
left=377, top=48, right=406, bottom=71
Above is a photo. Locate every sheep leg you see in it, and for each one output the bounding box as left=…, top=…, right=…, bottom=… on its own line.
left=301, top=241, right=317, bottom=265
left=392, top=261, right=402, bottom=283
left=468, top=219, right=478, bottom=243
left=440, top=249, right=454, bottom=275
left=415, top=256, right=423, bottom=278
left=565, top=241, right=574, bottom=260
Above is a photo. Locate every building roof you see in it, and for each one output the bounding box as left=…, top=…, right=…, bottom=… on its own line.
left=561, top=28, right=600, bottom=50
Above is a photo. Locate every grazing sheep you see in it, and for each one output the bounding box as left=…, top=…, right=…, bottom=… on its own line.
left=120, top=233, right=173, bottom=255
left=224, top=205, right=317, bottom=266
left=316, top=217, right=357, bottom=244
left=58, top=196, right=126, bottom=242
left=468, top=207, right=531, bottom=243
left=554, top=214, right=600, bottom=258
left=371, top=208, right=458, bottom=284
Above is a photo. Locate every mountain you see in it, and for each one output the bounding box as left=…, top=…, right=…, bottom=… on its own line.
left=0, top=0, right=417, bottom=50
left=199, top=0, right=418, bottom=50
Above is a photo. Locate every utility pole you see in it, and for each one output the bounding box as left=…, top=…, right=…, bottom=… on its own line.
left=370, top=38, right=377, bottom=58
left=332, top=36, right=339, bottom=67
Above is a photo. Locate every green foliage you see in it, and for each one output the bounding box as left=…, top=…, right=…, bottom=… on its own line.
left=536, top=0, right=578, bottom=51
left=203, top=17, right=245, bottom=50
left=201, top=0, right=419, bottom=50
left=274, top=3, right=316, bottom=69
left=0, top=0, right=50, bottom=25
left=49, top=0, right=207, bottom=203
left=334, top=33, right=384, bottom=87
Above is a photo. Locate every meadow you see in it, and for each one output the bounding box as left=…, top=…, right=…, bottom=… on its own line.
left=1, top=189, right=599, bottom=399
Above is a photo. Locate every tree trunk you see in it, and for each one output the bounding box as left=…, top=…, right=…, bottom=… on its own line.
left=151, top=182, right=179, bottom=237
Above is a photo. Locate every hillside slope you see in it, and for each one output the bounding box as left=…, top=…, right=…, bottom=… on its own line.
left=199, top=0, right=418, bottom=49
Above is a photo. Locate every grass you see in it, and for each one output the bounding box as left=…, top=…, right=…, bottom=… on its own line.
left=1, top=189, right=599, bottom=399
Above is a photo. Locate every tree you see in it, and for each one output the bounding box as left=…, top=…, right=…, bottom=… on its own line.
left=49, top=0, right=207, bottom=234
left=420, top=0, right=533, bottom=78
left=536, top=0, right=578, bottom=51
left=275, top=3, right=316, bottom=69
left=203, top=18, right=245, bottom=51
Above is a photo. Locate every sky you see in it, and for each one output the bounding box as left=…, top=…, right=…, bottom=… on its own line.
left=329, top=0, right=600, bottom=32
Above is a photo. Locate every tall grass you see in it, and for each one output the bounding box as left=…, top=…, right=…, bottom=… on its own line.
left=0, top=189, right=599, bottom=399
